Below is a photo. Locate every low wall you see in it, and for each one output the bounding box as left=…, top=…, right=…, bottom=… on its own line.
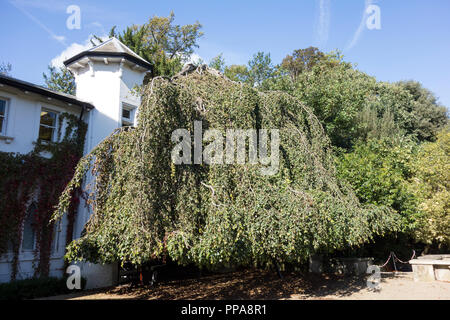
left=409, top=255, right=450, bottom=282
left=72, top=262, right=118, bottom=289
left=309, top=255, right=373, bottom=275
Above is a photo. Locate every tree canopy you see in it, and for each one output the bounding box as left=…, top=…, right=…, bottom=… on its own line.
left=410, top=127, right=450, bottom=248
left=54, top=65, right=398, bottom=269
left=43, top=12, right=204, bottom=95
left=0, top=62, right=12, bottom=76
left=281, top=47, right=324, bottom=82
left=94, top=11, right=203, bottom=77
left=206, top=48, right=448, bottom=253
left=43, top=66, right=76, bottom=95
left=337, top=137, right=418, bottom=232
left=290, top=53, right=448, bottom=148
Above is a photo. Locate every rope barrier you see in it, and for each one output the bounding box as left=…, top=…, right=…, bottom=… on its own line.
left=377, top=250, right=416, bottom=271
left=392, top=250, right=416, bottom=264
left=379, top=252, right=393, bottom=268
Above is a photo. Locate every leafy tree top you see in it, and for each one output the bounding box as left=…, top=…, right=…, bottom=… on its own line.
left=0, top=62, right=12, bottom=76
left=410, top=126, right=450, bottom=248
left=43, top=66, right=76, bottom=95
left=54, top=65, right=399, bottom=268
left=92, top=11, right=203, bottom=77
left=281, top=47, right=325, bottom=82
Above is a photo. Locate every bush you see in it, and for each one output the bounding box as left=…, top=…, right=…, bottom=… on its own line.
left=410, top=127, right=450, bottom=249
left=337, top=137, right=418, bottom=232
left=0, top=276, right=85, bottom=300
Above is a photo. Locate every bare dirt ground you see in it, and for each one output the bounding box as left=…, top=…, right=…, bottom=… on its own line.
left=43, top=269, right=450, bottom=300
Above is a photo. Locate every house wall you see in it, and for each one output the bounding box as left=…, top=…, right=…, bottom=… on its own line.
left=0, top=215, right=70, bottom=283
left=72, top=60, right=146, bottom=289
left=73, top=61, right=145, bottom=239
left=0, top=88, right=83, bottom=283
left=120, top=65, right=144, bottom=125
left=75, top=61, right=145, bottom=155
left=0, top=59, right=147, bottom=288
left=0, top=89, right=83, bottom=154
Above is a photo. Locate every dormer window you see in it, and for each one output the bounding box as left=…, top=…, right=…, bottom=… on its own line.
left=39, top=108, right=58, bottom=142
left=122, top=103, right=136, bottom=127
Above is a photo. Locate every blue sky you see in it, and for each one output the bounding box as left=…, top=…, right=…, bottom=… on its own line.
left=1, top=0, right=449, bottom=108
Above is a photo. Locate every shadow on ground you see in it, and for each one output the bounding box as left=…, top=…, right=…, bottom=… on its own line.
left=101, top=269, right=369, bottom=300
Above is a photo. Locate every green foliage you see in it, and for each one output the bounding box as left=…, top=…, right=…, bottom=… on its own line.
left=219, top=52, right=275, bottom=90
left=293, top=53, right=448, bottom=149
left=106, top=25, right=155, bottom=64
left=0, top=276, right=86, bottom=300
left=55, top=65, right=399, bottom=270
left=97, top=11, right=203, bottom=77
left=410, top=127, right=450, bottom=248
left=260, top=65, right=295, bottom=93
left=144, top=11, right=203, bottom=60
left=43, top=66, right=76, bottom=95
left=209, top=54, right=226, bottom=73
left=294, top=54, right=378, bottom=148
left=355, top=104, right=400, bottom=141
left=224, top=64, right=250, bottom=83
left=396, top=81, right=448, bottom=142
left=337, top=138, right=418, bottom=232
left=0, top=62, right=12, bottom=76
left=247, top=52, right=274, bottom=87
left=281, top=47, right=324, bottom=82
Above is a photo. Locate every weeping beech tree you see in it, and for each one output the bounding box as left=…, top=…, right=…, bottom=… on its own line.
left=53, top=65, right=399, bottom=269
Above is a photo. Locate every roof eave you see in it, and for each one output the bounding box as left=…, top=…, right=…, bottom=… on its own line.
left=63, top=51, right=152, bottom=71
left=0, top=75, right=95, bottom=111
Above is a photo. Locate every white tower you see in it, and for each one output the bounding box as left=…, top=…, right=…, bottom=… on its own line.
left=65, top=37, right=151, bottom=154
left=63, top=38, right=151, bottom=289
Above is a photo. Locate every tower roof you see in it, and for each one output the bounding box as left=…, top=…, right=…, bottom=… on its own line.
left=64, top=37, right=152, bottom=72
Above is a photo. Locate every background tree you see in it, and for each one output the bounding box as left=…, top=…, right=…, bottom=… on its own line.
left=224, top=64, right=250, bottom=83
left=281, top=47, right=324, bottom=82
left=293, top=53, right=448, bottom=149
left=396, top=80, right=448, bottom=142
left=94, top=11, right=203, bottom=77
left=209, top=54, right=225, bottom=73
left=247, top=51, right=274, bottom=88
left=337, top=137, right=418, bottom=232
left=283, top=49, right=448, bottom=255
left=0, top=62, right=12, bottom=76
left=410, top=127, right=450, bottom=250
left=218, top=52, right=274, bottom=89
left=294, top=53, right=378, bottom=148
left=43, top=66, right=76, bottom=95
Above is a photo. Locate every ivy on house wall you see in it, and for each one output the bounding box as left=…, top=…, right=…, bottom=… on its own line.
left=0, top=112, right=87, bottom=280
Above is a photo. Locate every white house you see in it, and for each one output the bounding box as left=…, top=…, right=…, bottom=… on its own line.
left=0, top=38, right=151, bottom=288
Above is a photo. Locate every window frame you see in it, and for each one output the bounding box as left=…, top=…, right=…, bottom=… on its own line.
left=51, top=220, right=62, bottom=255
left=21, top=202, right=37, bottom=252
left=121, top=103, right=137, bottom=127
left=38, top=107, right=59, bottom=142
left=0, top=97, right=9, bottom=136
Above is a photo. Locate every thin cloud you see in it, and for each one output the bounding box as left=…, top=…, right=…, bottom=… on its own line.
left=315, top=0, right=331, bottom=48
left=10, top=0, right=68, bottom=12
left=9, top=0, right=67, bottom=47
left=53, top=35, right=66, bottom=43
left=87, top=21, right=107, bottom=36
left=345, top=0, right=374, bottom=51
